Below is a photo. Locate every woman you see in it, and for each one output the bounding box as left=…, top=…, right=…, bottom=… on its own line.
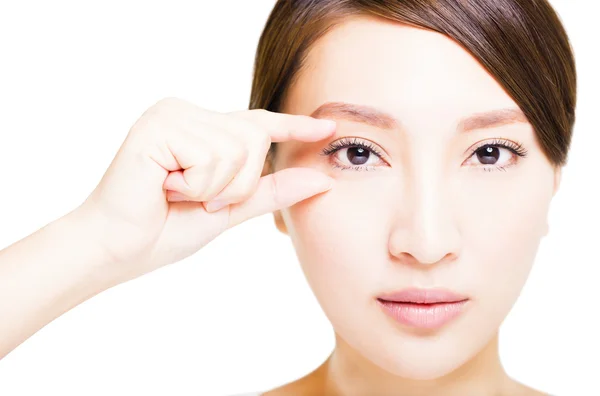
left=0, top=0, right=575, bottom=395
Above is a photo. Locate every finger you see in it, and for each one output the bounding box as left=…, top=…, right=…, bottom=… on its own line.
left=198, top=145, right=248, bottom=201
left=203, top=128, right=271, bottom=212
left=163, top=120, right=249, bottom=202
left=226, top=109, right=337, bottom=143
left=225, top=168, right=335, bottom=228
left=166, top=190, right=189, bottom=202
left=162, top=128, right=215, bottom=198
left=194, top=128, right=249, bottom=201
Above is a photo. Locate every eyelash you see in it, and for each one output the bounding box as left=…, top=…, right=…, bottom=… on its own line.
left=320, top=137, right=387, bottom=171
left=319, top=137, right=529, bottom=172
left=466, top=138, right=528, bottom=172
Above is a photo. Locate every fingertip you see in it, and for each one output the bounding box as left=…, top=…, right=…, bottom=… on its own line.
left=321, top=176, right=335, bottom=191
left=325, top=120, right=337, bottom=132
left=320, top=119, right=337, bottom=132
left=295, top=118, right=336, bottom=142
left=312, top=119, right=336, bottom=139
left=305, top=171, right=335, bottom=194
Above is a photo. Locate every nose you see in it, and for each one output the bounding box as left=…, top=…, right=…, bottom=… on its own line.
left=388, top=166, right=462, bottom=267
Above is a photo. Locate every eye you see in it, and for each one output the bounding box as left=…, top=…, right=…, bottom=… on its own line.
left=320, top=137, right=388, bottom=171
left=464, top=138, right=528, bottom=172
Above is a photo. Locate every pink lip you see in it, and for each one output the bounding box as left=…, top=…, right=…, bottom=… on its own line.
left=377, top=287, right=469, bottom=304
left=376, top=287, right=470, bottom=330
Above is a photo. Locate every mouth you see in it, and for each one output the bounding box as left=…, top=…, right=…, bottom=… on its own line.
left=376, top=287, right=470, bottom=330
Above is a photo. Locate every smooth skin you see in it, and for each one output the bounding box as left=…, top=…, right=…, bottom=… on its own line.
left=0, top=97, right=337, bottom=360
left=0, top=17, right=560, bottom=396
left=261, top=16, right=557, bottom=396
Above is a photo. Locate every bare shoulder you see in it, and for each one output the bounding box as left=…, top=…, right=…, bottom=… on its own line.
left=260, top=376, right=318, bottom=396
left=260, top=371, right=552, bottom=396
left=503, top=378, right=551, bottom=396
left=261, top=363, right=327, bottom=396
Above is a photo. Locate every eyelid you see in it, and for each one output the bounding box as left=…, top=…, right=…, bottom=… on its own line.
left=465, top=138, right=528, bottom=157
left=320, top=136, right=528, bottom=173
left=463, top=138, right=529, bottom=173
left=320, top=136, right=389, bottom=160
left=320, top=137, right=390, bottom=171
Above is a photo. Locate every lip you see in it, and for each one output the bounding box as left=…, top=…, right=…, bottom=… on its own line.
left=376, top=287, right=470, bottom=330
left=377, top=287, right=469, bottom=304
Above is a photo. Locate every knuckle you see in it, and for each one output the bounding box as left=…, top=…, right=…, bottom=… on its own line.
left=216, top=146, right=246, bottom=169
left=255, top=132, right=272, bottom=151
left=227, top=111, right=273, bottom=149
left=149, top=98, right=175, bottom=116
left=141, top=97, right=180, bottom=121
left=239, top=122, right=271, bottom=150
left=230, top=145, right=249, bottom=165
left=229, top=156, right=246, bottom=173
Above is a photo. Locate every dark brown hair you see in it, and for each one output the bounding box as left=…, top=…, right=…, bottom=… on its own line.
left=249, top=0, right=577, bottom=169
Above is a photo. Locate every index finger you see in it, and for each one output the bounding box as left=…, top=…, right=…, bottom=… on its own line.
left=227, top=109, right=337, bottom=143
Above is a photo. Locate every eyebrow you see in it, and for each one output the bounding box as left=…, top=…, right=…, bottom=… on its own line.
left=309, top=101, right=529, bottom=133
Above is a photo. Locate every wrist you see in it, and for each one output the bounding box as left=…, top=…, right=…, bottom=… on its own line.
left=61, top=204, right=130, bottom=289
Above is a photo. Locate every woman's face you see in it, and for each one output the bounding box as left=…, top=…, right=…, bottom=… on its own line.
left=271, top=16, right=560, bottom=379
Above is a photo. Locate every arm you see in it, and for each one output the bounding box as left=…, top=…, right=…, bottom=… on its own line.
left=0, top=101, right=336, bottom=361
left=0, top=206, right=122, bottom=359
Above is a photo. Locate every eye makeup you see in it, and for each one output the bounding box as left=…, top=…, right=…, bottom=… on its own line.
left=320, top=137, right=388, bottom=171
left=463, top=138, right=528, bottom=172
left=320, top=136, right=529, bottom=173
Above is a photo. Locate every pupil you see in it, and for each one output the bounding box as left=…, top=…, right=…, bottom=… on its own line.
left=347, top=147, right=369, bottom=165
left=477, top=146, right=500, bottom=165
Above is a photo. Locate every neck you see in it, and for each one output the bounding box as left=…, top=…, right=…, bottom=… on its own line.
left=317, top=332, right=511, bottom=396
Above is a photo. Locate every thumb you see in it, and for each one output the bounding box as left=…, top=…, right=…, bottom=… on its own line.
left=226, top=167, right=334, bottom=228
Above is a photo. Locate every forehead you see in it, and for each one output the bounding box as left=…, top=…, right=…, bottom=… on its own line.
left=284, top=16, right=518, bottom=127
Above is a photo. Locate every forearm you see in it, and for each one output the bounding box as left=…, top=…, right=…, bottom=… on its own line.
left=0, top=207, right=122, bottom=359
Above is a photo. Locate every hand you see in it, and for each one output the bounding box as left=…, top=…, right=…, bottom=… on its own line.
left=78, top=97, right=336, bottom=281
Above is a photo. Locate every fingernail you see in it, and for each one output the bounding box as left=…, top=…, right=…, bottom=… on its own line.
left=321, top=177, right=335, bottom=191
left=321, top=119, right=337, bottom=130
left=205, top=200, right=228, bottom=212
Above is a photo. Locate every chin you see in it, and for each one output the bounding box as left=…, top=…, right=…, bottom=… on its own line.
left=362, top=341, right=470, bottom=380
left=377, top=355, right=467, bottom=380
left=337, top=317, right=481, bottom=381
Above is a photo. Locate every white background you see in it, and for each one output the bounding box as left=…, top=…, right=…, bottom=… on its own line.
left=0, top=1, right=598, bottom=395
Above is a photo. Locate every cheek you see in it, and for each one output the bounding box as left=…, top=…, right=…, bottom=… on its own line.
left=461, top=163, right=554, bottom=315
left=282, top=177, right=392, bottom=310
left=280, top=154, right=554, bottom=332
